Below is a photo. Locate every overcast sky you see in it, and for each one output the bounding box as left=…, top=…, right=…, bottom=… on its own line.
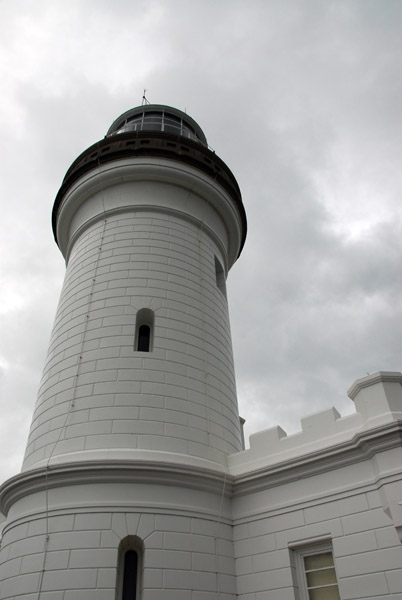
left=0, top=0, right=401, bottom=485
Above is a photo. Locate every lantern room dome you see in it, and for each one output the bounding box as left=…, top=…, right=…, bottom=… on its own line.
left=106, top=104, right=208, bottom=146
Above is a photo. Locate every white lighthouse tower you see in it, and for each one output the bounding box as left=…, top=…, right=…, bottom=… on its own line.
left=0, top=105, right=247, bottom=598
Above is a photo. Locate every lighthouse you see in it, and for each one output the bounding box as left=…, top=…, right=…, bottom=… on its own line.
left=0, top=105, right=247, bottom=598
left=1, top=104, right=402, bottom=600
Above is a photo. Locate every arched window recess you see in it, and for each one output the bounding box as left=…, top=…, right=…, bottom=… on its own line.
left=115, top=535, right=144, bottom=600
left=134, top=308, right=154, bottom=352
left=214, top=256, right=227, bottom=299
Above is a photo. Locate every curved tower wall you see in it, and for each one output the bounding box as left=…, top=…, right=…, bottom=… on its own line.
left=23, top=157, right=244, bottom=471
left=0, top=106, right=246, bottom=600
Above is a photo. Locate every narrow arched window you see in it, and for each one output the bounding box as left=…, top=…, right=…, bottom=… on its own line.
left=116, top=536, right=143, bottom=600
left=134, top=309, right=154, bottom=352
left=215, top=256, right=227, bottom=298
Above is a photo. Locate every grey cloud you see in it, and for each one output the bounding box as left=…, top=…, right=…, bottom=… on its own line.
left=1, top=0, right=401, bottom=481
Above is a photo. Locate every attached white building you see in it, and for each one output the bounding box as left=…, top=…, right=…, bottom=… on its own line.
left=0, top=105, right=401, bottom=600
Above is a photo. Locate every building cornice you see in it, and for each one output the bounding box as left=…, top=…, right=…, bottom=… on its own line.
left=52, top=130, right=246, bottom=256
left=348, top=370, right=402, bottom=400
left=232, top=420, right=402, bottom=496
left=0, top=460, right=233, bottom=516
left=2, top=421, right=401, bottom=516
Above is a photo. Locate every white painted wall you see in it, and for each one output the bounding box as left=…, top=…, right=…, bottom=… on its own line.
left=0, top=153, right=244, bottom=598
left=0, top=480, right=236, bottom=599
left=231, top=372, right=402, bottom=599
left=2, top=372, right=401, bottom=599
left=23, top=158, right=244, bottom=472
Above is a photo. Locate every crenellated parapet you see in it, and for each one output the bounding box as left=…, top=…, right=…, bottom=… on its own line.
left=229, top=371, right=402, bottom=478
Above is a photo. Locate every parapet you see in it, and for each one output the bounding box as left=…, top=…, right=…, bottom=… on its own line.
left=229, top=371, right=402, bottom=476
